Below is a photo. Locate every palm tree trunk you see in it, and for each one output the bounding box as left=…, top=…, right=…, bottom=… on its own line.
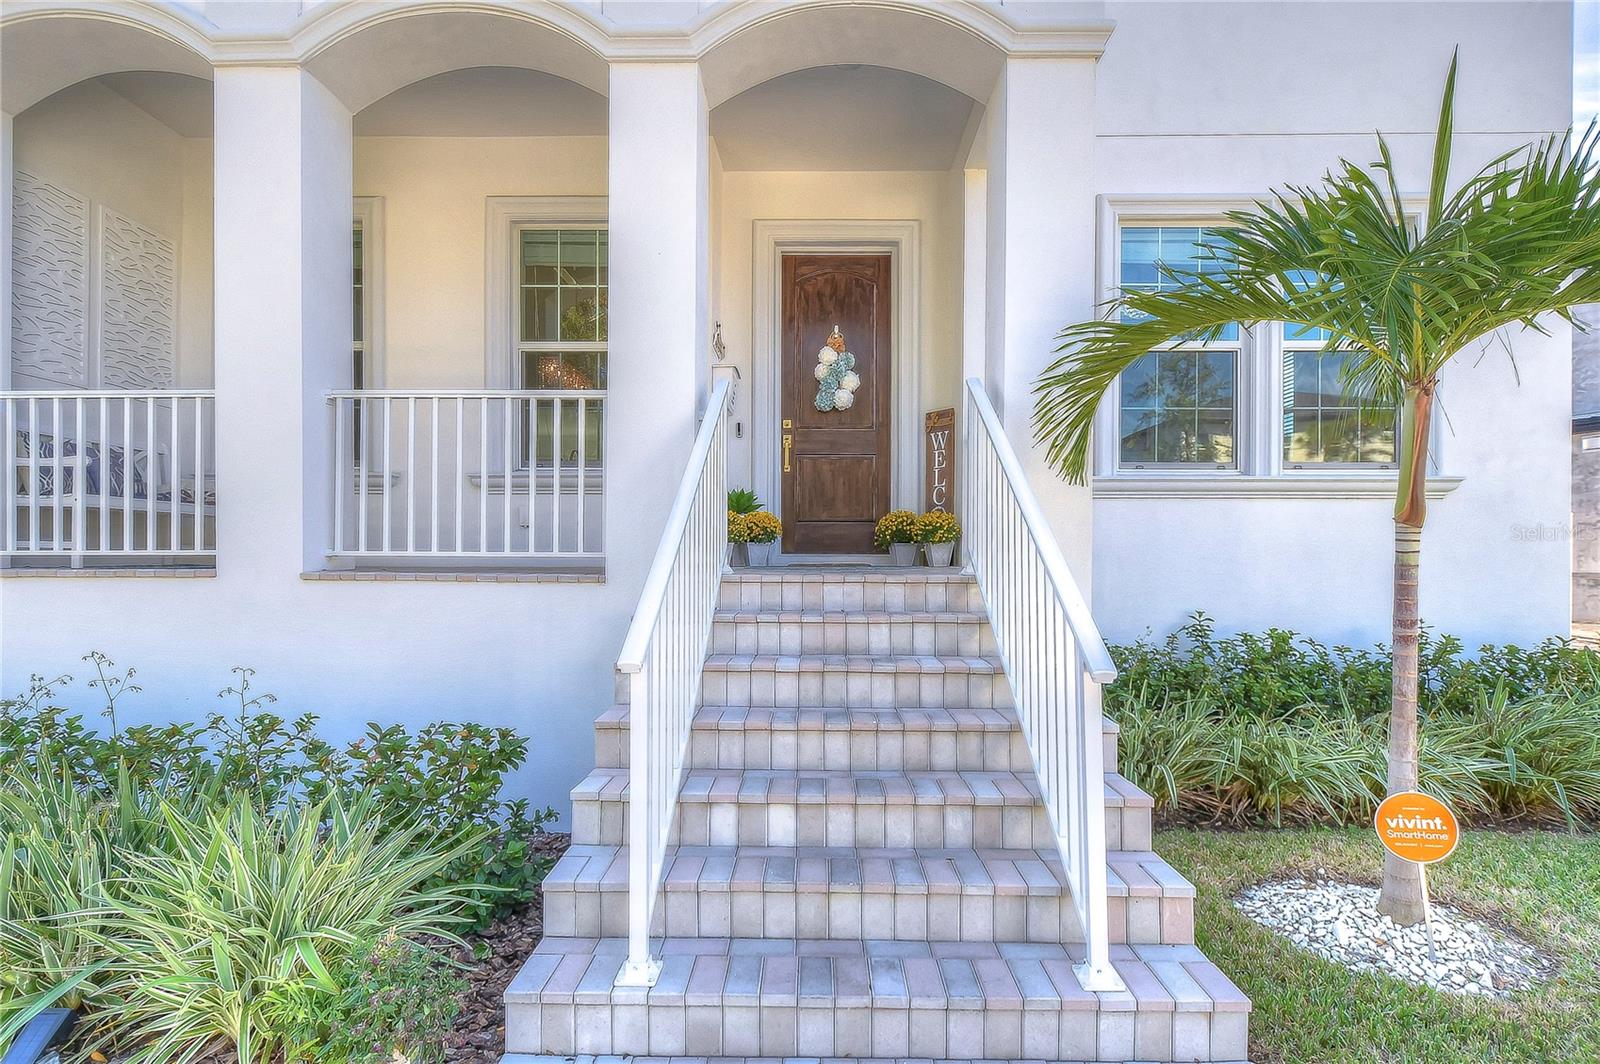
left=1377, top=518, right=1427, bottom=923
left=1377, top=380, right=1434, bottom=925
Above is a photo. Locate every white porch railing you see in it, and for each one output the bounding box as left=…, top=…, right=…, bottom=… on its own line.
left=325, top=390, right=604, bottom=562
left=614, top=378, right=731, bottom=986
left=2, top=390, right=216, bottom=562
left=959, top=376, right=1124, bottom=992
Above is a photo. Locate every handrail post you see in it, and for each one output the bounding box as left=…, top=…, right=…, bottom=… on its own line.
left=1073, top=672, right=1120, bottom=991
left=617, top=666, right=661, bottom=987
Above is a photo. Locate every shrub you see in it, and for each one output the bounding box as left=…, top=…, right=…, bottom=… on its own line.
left=348, top=722, right=557, bottom=930
left=0, top=663, right=558, bottom=935
left=873, top=510, right=918, bottom=548
left=1105, top=614, right=1600, bottom=827
left=914, top=510, right=960, bottom=544
left=89, top=791, right=482, bottom=1064
left=273, top=934, right=466, bottom=1064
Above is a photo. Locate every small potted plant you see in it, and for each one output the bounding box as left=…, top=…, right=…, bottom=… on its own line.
left=742, top=510, right=782, bottom=565
left=916, top=510, right=961, bottom=567
left=727, top=509, right=751, bottom=567
left=874, top=509, right=920, bottom=565
left=728, top=488, right=762, bottom=517
left=727, top=489, right=779, bottom=567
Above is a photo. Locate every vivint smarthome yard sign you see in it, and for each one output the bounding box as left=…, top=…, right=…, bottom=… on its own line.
left=1374, top=791, right=1460, bottom=864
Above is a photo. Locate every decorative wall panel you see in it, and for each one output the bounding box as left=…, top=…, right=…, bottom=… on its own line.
left=11, top=170, right=89, bottom=387
left=99, top=207, right=176, bottom=389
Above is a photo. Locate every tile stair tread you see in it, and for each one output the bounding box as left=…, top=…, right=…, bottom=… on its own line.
left=594, top=703, right=1120, bottom=737
left=501, top=1058, right=1252, bottom=1064
left=596, top=704, right=1118, bottom=733
left=703, top=653, right=1005, bottom=673
left=572, top=767, right=1153, bottom=810
left=714, top=609, right=990, bottom=622
left=543, top=844, right=1195, bottom=899
left=505, top=937, right=1250, bottom=1013
left=721, top=567, right=977, bottom=582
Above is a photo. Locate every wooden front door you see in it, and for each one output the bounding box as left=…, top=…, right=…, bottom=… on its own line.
left=780, top=254, right=892, bottom=553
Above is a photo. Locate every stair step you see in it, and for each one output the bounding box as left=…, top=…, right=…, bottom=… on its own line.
left=503, top=938, right=1250, bottom=1060
left=701, top=654, right=1012, bottom=709
left=569, top=768, right=1153, bottom=851
left=499, top=1056, right=1248, bottom=1062
left=711, top=609, right=995, bottom=656
left=594, top=705, right=1119, bottom=773
left=718, top=567, right=981, bottom=614
left=542, top=844, right=1194, bottom=945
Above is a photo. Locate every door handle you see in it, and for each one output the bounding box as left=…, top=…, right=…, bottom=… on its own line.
left=782, top=432, right=793, bottom=473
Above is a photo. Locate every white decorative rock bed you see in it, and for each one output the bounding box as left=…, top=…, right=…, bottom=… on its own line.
left=1234, top=874, right=1553, bottom=998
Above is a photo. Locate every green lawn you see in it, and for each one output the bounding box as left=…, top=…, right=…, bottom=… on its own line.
left=1156, top=827, right=1600, bottom=1064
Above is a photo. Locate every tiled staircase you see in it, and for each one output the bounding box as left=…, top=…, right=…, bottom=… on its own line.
left=503, top=567, right=1250, bottom=1064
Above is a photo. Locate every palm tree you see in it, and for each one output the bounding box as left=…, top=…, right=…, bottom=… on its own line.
left=1032, top=56, right=1600, bottom=924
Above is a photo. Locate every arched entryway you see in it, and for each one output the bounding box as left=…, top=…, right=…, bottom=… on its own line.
left=2, top=10, right=216, bottom=563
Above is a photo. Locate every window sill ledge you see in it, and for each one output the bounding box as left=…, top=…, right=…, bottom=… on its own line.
left=1092, top=474, right=1464, bottom=500
left=301, top=569, right=604, bottom=584
left=1, top=566, right=216, bottom=578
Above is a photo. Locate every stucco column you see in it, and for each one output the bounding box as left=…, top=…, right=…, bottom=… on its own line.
left=212, top=67, right=351, bottom=575
left=1, top=110, right=13, bottom=391
left=961, top=167, right=987, bottom=389
left=986, top=56, right=1098, bottom=580
left=605, top=62, right=710, bottom=595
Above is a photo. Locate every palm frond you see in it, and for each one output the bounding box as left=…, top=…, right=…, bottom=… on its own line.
left=1033, top=60, right=1600, bottom=482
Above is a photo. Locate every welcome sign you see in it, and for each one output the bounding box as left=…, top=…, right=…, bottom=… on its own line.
left=924, top=407, right=955, bottom=513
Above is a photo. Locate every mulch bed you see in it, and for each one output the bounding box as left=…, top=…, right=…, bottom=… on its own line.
left=442, top=832, right=570, bottom=1064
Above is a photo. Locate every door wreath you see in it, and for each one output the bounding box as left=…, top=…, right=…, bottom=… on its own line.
left=812, top=325, right=861, bottom=412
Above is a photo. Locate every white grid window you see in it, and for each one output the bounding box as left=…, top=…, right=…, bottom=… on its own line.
left=1116, top=227, right=1240, bottom=470
left=516, top=227, right=606, bottom=467
left=1281, top=325, right=1397, bottom=468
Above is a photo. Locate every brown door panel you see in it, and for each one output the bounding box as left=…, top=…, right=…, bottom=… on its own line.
left=781, top=253, right=892, bottom=555
left=793, top=456, right=880, bottom=521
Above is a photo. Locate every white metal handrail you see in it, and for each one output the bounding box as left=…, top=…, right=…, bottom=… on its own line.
left=959, top=376, right=1124, bottom=992
left=614, top=379, right=731, bottom=987
left=325, top=389, right=604, bottom=560
left=2, top=390, right=216, bottom=561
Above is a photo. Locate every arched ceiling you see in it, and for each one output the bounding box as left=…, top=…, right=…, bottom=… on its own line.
left=711, top=65, right=978, bottom=171
left=304, top=10, right=610, bottom=112
left=96, top=71, right=213, bottom=137
left=696, top=3, right=1006, bottom=109
left=1, top=13, right=211, bottom=114
left=355, top=67, right=606, bottom=137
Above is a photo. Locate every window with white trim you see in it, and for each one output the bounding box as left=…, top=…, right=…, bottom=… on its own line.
left=352, top=222, right=367, bottom=390
left=1116, top=227, right=1239, bottom=469
left=1108, top=220, right=1407, bottom=479
left=1281, top=324, right=1396, bottom=468
left=516, top=226, right=606, bottom=467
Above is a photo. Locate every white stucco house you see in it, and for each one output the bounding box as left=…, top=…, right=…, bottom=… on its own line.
left=0, top=2, right=1578, bottom=1058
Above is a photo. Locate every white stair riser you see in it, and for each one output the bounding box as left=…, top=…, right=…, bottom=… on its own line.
left=594, top=722, right=1118, bottom=774
left=570, top=797, right=1151, bottom=852
left=712, top=617, right=995, bottom=657
left=506, top=1000, right=1246, bottom=1061
left=718, top=579, right=983, bottom=614
left=701, top=668, right=1012, bottom=710
left=544, top=883, right=1193, bottom=946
